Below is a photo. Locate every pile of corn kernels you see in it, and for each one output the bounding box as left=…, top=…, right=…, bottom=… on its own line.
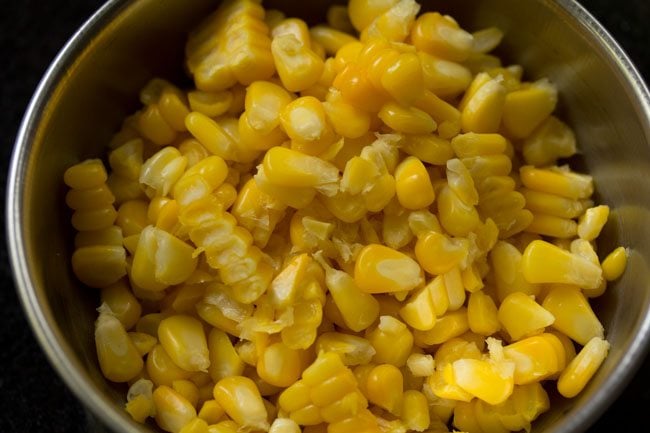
left=63, top=1, right=629, bottom=432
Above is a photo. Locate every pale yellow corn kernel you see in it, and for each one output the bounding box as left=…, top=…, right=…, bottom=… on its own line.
left=239, top=112, right=288, bottom=152
left=290, top=404, right=324, bottom=425
left=137, top=313, right=166, bottom=337
left=116, top=200, right=149, bottom=236
left=328, top=409, right=382, bottom=433
left=366, top=364, right=404, bottom=413
left=413, top=308, right=469, bottom=346
left=348, top=0, right=399, bottom=31
left=522, top=116, right=577, bottom=166
left=125, top=393, right=154, bottom=424
left=522, top=188, right=585, bottom=219
left=129, top=332, right=157, bottom=356
left=451, top=132, right=507, bottom=158
left=434, top=338, right=481, bottom=370
left=74, top=225, right=123, bottom=248
left=408, top=210, right=442, bottom=237
left=601, top=246, right=628, bottom=281
left=187, top=90, right=233, bottom=118
left=245, top=80, right=294, bottom=134
left=340, top=156, right=380, bottom=196
left=137, top=104, right=177, bottom=146
left=462, top=155, right=513, bottom=185
left=257, top=342, right=303, bottom=387
left=109, top=138, right=143, bottom=181
left=467, top=290, right=500, bottom=336
left=301, top=351, right=347, bottom=388
left=498, top=292, right=555, bottom=341
left=520, top=165, right=593, bottom=200
left=272, top=34, right=324, bottom=92
left=542, top=286, right=604, bottom=346
left=406, top=353, right=435, bottom=377
left=71, top=205, right=118, bottom=232
left=316, top=332, right=376, bottom=366
left=207, top=328, right=244, bottom=382
left=207, top=420, right=239, bottom=433
left=502, top=78, right=557, bottom=139
left=159, top=88, right=190, bottom=132
left=320, top=390, right=368, bottom=423
left=504, top=334, right=563, bottom=385
left=360, top=0, right=420, bottom=42
left=446, top=158, right=478, bottom=206
left=153, top=385, right=197, bottom=433
left=158, top=315, right=210, bottom=372
left=382, top=209, right=414, bottom=250
left=72, top=245, right=127, bottom=288
left=354, top=244, right=423, bottom=294
left=139, top=146, right=188, bottom=197
left=437, top=184, right=480, bottom=237
left=107, top=173, right=145, bottom=204
left=363, top=174, right=397, bottom=213
left=185, top=112, right=237, bottom=161
left=131, top=226, right=198, bottom=291
left=272, top=18, right=311, bottom=47
left=323, top=93, right=371, bottom=139
left=452, top=401, right=483, bottom=433
left=101, top=280, right=141, bottom=330
left=401, top=134, right=454, bottom=165
left=262, top=146, right=339, bottom=194
left=490, top=241, right=540, bottom=302
left=473, top=398, right=512, bottom=433
left=367, top=316, right=414, bottom=367
left=280, top=96, right=332, bottom=145
left=227, top=260, right=274, bottom=304
left=378, top=102, right=436, bottom=134
left=174, top=157, right=229, bottom=208
left=462, top=264, right=484, bottom=294
left=471, top=26, right=504, bottom=53
left=393, top=156, right=436, bottom=210
left=213, top=183, right=237, bottom=210
left=443, top=267, right=466, bottom=312
left=461, top=75, right=506, bottom=133
left=428, top=363, right=473, bottom=402
left=318, top=191, right=366, bottom=224
left=413, top=90, right=462, bottom=139
left=411, top=12, right=473, bottom=62
left=522, top=240, right=603, bottom=290
left=453, top=358, right=514, bottom=405
left=213, top=376, right=269, bottom=431
left=172, top=379, right=200, bottom=409
left=146, top=343, right=192, bottom=387
left=199, top=400, right=225, bottom=425
left=268, top=253, right=312, bottom=307
left=525, top=213, right=578, bottom=239
left=64, top=159, right=108, bottom=190
left=417, top=51, right=471, bottom=98
left=255, top=166, right=317, bottom=209
left=95, top=306, right=143, bottom=382
left=310, top=25, right=358, bottom=55
left=317, top=254, right=379, bottom=332
left=278, top=379, right=312, bottom=413
left=399, top=282, right=437, bottom=331
left=415, top=231, right=468, bottom=276
left=65, top=183, right=115, bottom=211
left=400, top=390, right=430, bottom=431
left=577, top=205, right=610, bottom=241
left=269, top=418, right=302, bottom=433
left=557, top=337, right=610, bottom=398
left=309, top=368, right=358, bottom=407
left=179, top=418, right=209, bottom=433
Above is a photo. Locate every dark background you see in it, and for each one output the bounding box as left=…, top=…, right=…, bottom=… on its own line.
left=0, top=0, right=648, bottom=432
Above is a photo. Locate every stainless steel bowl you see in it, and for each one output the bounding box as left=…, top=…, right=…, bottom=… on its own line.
left=7, top=0, right=650, bottom=432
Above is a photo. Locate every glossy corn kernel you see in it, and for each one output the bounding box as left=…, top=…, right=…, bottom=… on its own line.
left=213, top=376, right=269, bottom=431
left=394, top=156, right=436, bottom=210
left=453, top=358, right=514, bottom=405
left=64, top=159, right=108, bottom=190
left=245, top=80, right=293, bottom=133
left=522, top=188, right=585, bottom=219
left=502, top=79, right=558, bottom=139
left=126, top=379, right=155, bottom=423
left=116, top=200, right=149, bottom=236
left=95, top=306, right=144, bottom=382
left=601, top=246, right=628, bottom=281
left=498, top=292, right=555, bottom=341
left=272, top=34, right=324, bottom=92
left=348, top=0, right=399, bottom=31
left=461, top=74, right=506, bottom=133
left=158, top=315, right=210, bottom=372
left=72, top=245, right=127, bottom=288
left=522, top=116, right=577, bottom=166
left=74, top=225, right=123, bottom=248
left=101, top=281, right=141, bottom=330
left=522, top=240, right=603, bottom=290
left=361, top=0, right=420, bottom=42
left=316, top=332, right=376, bottom=366
left=71, top=205, right=118, bottom=232
left=418, top=51, right=472, bottom=98
left=172, top=379, right=200, bottom=409
left=525, top=213, right=578, bottom=239
left=399, top=390, right=429, bottom=431
left=542, top=286, right=604, bottom=346
left=257, top=342, right=303, bottom=387
left=365, top=364, right=404, bottom=413
left=153, top=385, right=197, bottom=433
left=520, top=165, right=593, bottom=200
left=367, top=316, right=414, bottom=367
left=446, top=158, right=478, bottom=206
left=323, top=92, right=371, bottom=139
left=406, top=353, right=435, bottom=377
left=262, top=146, right=339, bottom=195
left=415, top=231, right=468, bottom=276
left=65, top=183, right=116, bottom=211
left=354, top=244, right=423, bottom=293
left=310, top=25, right=358, bottom=55
left=577, top=205, right=609, bottom=241
left=413, top=308, right=469, bottom=346
left=437, top=184, right=480, bottom=237
left=378, top=102, right=436, bottom=134
left=411, top=12, right=473, bottom=61
left=557, top=337, right=609, bottom=398
left=467, top=290, right=500, bottom=336
left=504, top=334, right=564, bottom=385
left=451, top=132, right=507, bottom=157
left=490, top=241, right=540, bottom=302
left=414, top=90, right=462, bottom=138
left=129, top=332, right=157, bottom=356
left=207, top=328, right=244, bottom=382
left=401, top=134, right=454, bottom=166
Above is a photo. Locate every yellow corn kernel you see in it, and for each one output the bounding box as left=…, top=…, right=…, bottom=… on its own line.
left=451, top=132, right=507, bottom=158
left=64, top=159, right=108, bottom=190
left=129, top=332, right=157, bottom=356
left=490, top=241, right=540, bottom=302
left=320, top=390, right=368, bottom=423
left=71, top=205, right=118, bottom=232
left=434, top=338, right=481, bottom=370
left=378, top=102, right=436, bottom=134
left=446, top=158, right=478, bottom=206
left=379, top=52, right=424, bottom=106
left=213, top=376, right=269, bottom=431
left=187, top=90, right=232, bottom=118
left=399, top=280, right=438, bottom=331
left=272, top=34, right=324, bottom=93
left=125, top=392, right=154, bottom=424
left=452, top=401, right=483, bottom=433
left=257, top=342, right=303, bottom=387
left=309, top=369, right=358, bottom=408
left=415, top=231, right=468, bottom=276
left=522, top=115, right=577, bottom=166
left=310, top=25, right=357, bottom=55
left=159, top=88, right=190, bottom=132
left=245, top=80, right=293, bottom=134
left=333, top=41, right=363, bottom=73
left=95, top=306, right=143, bottom=382
left=411, top=12, right=473, bottom=62
left=521, top=240, right=603, bottom=290
left=108, top=139, right=143, bottom=181
left=577, top=205, right=610, bottom=241
left=521, top=188, right=585, bottom=219
left=269, top=418, right=302, bottom=433
left=443, top=267, right=466, bottom=312
left=333, top=63, right=387, bottom=112
left=413, top=308, right=469, bottom=346
left=185, top=113, right=240, bottom=162
left=361, top=0, right=420, bottom=42
left=437, top=184, right=480, bottom=237
left=340, top=156, right=380, bottom=196
left=498, top=292, right=555, bottom=341
left=557, top=337, right=609, bottom=398
left=301, top=351, right=347, bottom=389
left=401, top=134, right=454, bottom=165
left=382, top=208, right=413, bottom=250
left=367, top=316, right=414, bottom=367
left=363, top=174, right=397, bottom=213
left=207, top=420, right=240, bottom=433
left=255, top=165, right=317, bottom=209
left=198, top=400, right=225, bottom=425
left=153, top=385, right=197, bottom=433
left=327, top=4, right=355, bottom=33
left=116, top=200, right=149, bottom=236
left=418, top=51, right=472, bottom=98
left=137, top=104, right=177, bottom=146
left=502, top=79, right=557, bottom=139
left=542, top=286, right=604, bottom=345
left=137, top=313, right=166, bottom=337
left=262, top=146, right=339, bottom=194
left=348, top=0, right=399, bottom=31
left=601, top=246, right=628, bottom=281
left=172, top=379, right=200, bottom=409
left=400, top=390, right=430, bottom=432
left=179, top=418, right=209, bottom=433
left=158, top=315, right=210, bottom=372
left=267, top=253, right=312, bottom=307
left=394, top=156, right=436, bottom=210
left=406, top=353, right=435, bottom=377
left=323, top=92, right=371, bottom=139
left=453, top=358, right=514, bottom=405
left=316, top=332, right=376, bottom=366
left=504, top=334, right=564, bottom=385
left=408, top=210, right=442, bottom=237
left=65, top=183, right=115, bottom=211
left=413, top=90, right=461, bottom=138
left=140, top=146, right=188, bottom=196
left=525, top=213, right=578, bottom=239
left=101, top=280, right=141, bottom=330
left=131, top=226, right=198, bottom=291
left=366, top=364, right=404, bottom=413
left=207, top=328, right=244, bottom=382
left=467, top=291, right=500, bottom=336
left=146, top=344, right=192, bottom=387
left=520, top=165, right=593, bottom=200
left=354, top=244, right=423, bottom=294
left=461, top=75, right=506, bottom=133
left=272, top=18, right=311, bottom=47
left=74, top=225, right=123, bottom=249
left=72, top=245, right=127, bottom=288
left=317, top=254, right=379, bottom=332
left=278, top=379, right=312, bottom=413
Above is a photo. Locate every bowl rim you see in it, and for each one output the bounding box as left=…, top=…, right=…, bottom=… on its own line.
left=6, top=0, right=650, bottom=432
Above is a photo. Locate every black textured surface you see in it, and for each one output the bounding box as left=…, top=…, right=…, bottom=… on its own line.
left=0, top=1, right=648, bottom=432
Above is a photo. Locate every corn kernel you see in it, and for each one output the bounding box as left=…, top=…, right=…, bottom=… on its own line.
left=498, top=292, right=555, bottom=341
left=213, top=376, right=269, bottom=431
left=557, top=337, right=609, bottom=398
left=354, top=244, right=423, bottom=294
left=542, top=286, right=604, bottom=346
left=601, top=246, right=628, bottom=281
left=95, top=305, right=144, bottom=382
left=378, top=102, right=436, bottom=134
left=153, top=385, right=197, bottom=433
left=467, top=290, right=500, bottom=336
